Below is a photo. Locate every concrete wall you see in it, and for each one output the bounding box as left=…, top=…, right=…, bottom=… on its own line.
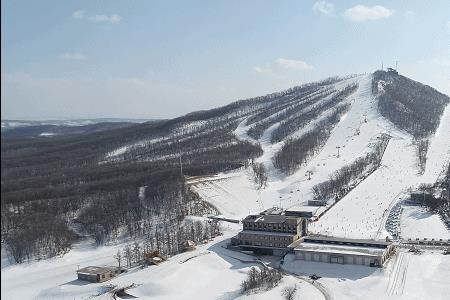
left=238, top=232, right=297, bottom=248
left=295, top=250, right=385, bottom=267
left=242, top=221, right=300, bottom=235
left=77, top=270, right=116, bottom=282
left=77, top=273, right=98, bottom=282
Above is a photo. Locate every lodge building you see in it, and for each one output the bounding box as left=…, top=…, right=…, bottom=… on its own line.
left=232, top=207, right=308, bottom=255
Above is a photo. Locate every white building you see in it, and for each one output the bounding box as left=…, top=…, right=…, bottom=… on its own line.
left=293, top=235, right=394, bottom=267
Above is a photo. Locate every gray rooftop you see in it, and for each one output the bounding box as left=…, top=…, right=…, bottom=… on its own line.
left=303, top=235, right=391, bottom=247
left=77, top=266, right=116, bottom=275
left=242, top=214, right=298, bottom=224
left=285, top=206, right=319, bottom=213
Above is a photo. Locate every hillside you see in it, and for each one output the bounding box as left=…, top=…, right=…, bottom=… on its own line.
left=1, top=70, right=450, bottom=300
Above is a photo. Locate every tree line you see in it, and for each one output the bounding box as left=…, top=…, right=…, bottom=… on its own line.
left=241, top=266, right=282, bottom=293
left=271, top=83, right=358, bottom=143
left=312, top=134, right=390, bottom=201
left=272, top=103, right=351, bottom=174
left=114, top=218, right=221, bottom=268
left=247, top=87, right=335, bottom=140
left=372, top=70, right=449, bottom=139
left=252, top=162, right=268, bottom=189
left=413, top=139, right=429, bottom=174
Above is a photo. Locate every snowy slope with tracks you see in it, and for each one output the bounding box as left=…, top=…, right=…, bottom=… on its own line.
left=193, top=73, right=450, bottom=240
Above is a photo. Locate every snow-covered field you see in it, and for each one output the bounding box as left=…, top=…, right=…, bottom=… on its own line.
left=1, top=224, right=323, bottom=300
left=283, top=250, right=450, bottom=300
left=400, top=206, right=450, bottom=240
left=189, top=170, right=262, bottom=219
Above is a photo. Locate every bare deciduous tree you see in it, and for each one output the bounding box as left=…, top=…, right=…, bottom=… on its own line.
left=281, top=284, right=298, bottom=300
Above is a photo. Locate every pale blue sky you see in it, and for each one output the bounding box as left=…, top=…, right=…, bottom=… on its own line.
left=1, top=0, right=449, bottom=120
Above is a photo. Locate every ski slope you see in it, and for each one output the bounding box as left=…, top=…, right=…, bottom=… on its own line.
left=422, top=104, right=450, bottom=184
left=310, top=137, right=418, bottom=239
left=189, top=170, right=261, bottom=219
left=400, top=206, right=450, bottom=240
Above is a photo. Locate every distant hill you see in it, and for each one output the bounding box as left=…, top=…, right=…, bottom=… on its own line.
left=1, top=118, right=156, bottom=139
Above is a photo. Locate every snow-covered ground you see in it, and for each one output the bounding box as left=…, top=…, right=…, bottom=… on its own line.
left=283, top=250, right=450, bottom=300
left=189, top=170, right=262, bottom=219
left=422, top=104, right=450, bottom=184
left=1, top=224, right=323, bottom=300
left=400, top=206, right=450, bottom=240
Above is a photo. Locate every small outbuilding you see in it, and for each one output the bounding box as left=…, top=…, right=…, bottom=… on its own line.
left=144, top=250, right=165, bottom=265
left=148, top=256, right=163, bottom=265
left=181, top=240, right=196, bottom=252
left=308, top=199, right=327, bottom=206
left=77, top=266, right=123, bottom=283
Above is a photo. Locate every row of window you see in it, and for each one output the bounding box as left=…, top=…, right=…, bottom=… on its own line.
left=243, top=222, right=297, bottom=233
left=243, top=240, right=287, bottom=247
left=240, top=234, right=292, bottom=242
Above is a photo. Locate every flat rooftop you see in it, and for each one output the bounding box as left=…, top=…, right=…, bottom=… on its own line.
left=285, top=206, right=319, bottom=213
left=242, top=214, right=298, bottom=224
left=77, top=266, right=116, bottom=275
left=304, top=235, right=391, bottom=247
left=294, top=242, right=386, bottom=257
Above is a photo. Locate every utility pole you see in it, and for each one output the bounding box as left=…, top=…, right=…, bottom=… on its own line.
left=395, top=60, right=398, bottom=71
left=179, top=154, right=183, bottom=178
left=381, top=61, right=383, bottom=70
left=336, top=146, right=341, bottom=158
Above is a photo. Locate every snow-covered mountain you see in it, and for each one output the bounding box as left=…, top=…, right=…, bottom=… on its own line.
left=187, top=71, right=450, bottom=236
left=2, top=70, right=450, bottom=300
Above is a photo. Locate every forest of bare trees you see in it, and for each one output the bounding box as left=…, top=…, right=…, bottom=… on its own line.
left=271, top=83, right=358, bottom=143
left=114, top=218, right=221, bottom=268
left=312, top=134, right=390, bottom=201
left=241, top=267, right=282, bottom=293
left=272, top=103, right=351, bottom=174
left=413, top=139, right=429, bottom=174
left=372, top=70, right=449, bottom=139
left=246, top=87, right=335, bottom=140
left=252, top=162, right=268, bottom=189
